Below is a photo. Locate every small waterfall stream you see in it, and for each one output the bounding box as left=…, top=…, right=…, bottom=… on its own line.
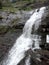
left=2, top=7, right=46, bottom=65
left=25, top=55, right=31, bottom=65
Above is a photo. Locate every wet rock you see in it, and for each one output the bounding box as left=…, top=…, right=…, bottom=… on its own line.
left=0, top=26, right=9, bottom=34
left=0, top=6, right=49, bottom=65
left=0, top=11, right=33, bottom=26
left=0, top=10, right=34, bottom=62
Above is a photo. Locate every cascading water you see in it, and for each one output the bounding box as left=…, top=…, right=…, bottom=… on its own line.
left=25, top=55, right=31, bottom=65
left=2, top=7, right=46, bottom=65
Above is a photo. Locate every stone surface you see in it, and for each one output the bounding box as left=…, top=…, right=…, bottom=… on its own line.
left=0, top=10, right=34, bottom=62
left=0, top=6, right=49, bottom=65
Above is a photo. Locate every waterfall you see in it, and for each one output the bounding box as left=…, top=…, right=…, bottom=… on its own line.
left=2, top=7, right=46, bottom=65
left=25, top=55, right=31, bottom=65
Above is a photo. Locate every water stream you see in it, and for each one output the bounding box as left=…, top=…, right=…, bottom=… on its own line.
left=2, top=7, right=46, bottom=65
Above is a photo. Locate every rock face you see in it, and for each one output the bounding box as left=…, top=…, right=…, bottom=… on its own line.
left=0, top=6, right=49, bottom=65
left=0, top=11, right=33, bottom=26
left=0, top=10, right=34, bottom=62
left=0, top=10, right=34, bottom=35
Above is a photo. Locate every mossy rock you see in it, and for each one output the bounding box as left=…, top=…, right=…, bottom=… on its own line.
left=11, top=18, right=20, bottom=26
left=0, top=26, right=9, bottom=34
left=0, top=16, right=3, bottom=19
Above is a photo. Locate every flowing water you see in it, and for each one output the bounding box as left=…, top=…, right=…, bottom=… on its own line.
left=2, top=7, right=46, bottom=65
left=25, top=55, right=31, bottom=65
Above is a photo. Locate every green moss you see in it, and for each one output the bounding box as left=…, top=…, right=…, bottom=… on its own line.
left=9, top=28, right=16, bottom=32
left=0, top=1, right=2, bottom=9
left=1, top=7, right=19, bottom=13
left=23, top=6, right=32, bottom=11
left=0, top=18, right=21, bottom=34
left=0, top=26, right=9, bottom=34
left=1, top=0, right=49, bottom=12
left=11, top=18, right=20, bottom=26
left=0, top=26, right=16, bottom=34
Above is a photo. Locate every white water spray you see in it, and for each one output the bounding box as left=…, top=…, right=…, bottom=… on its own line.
left=25, top=55, right=31, bottom=65
left=2, top=7, right=46, bottom=65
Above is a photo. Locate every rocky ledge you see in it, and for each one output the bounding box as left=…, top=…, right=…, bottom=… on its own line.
left=0, top=6, right=49, bottom=65
left=0, top=10, right=34, bottom=62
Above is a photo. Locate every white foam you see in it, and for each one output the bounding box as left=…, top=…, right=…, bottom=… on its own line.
left=3, top=7, right=46, bottom=65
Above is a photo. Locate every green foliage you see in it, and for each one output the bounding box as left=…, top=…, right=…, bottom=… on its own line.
left=1, top=0, right=49, bottom=11
left=0, top=0, right=2, bottom=9
left=1, top=7, right=18, bottom=13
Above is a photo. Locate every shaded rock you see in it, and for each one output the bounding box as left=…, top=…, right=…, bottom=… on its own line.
left=0, top=26, right=9, bottom=34
left=0, top=10, right=34, bottom=62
